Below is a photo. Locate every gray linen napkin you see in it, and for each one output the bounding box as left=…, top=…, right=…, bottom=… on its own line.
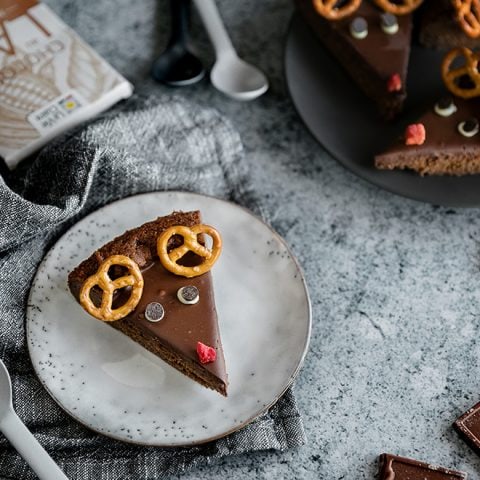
left=0, top=94, right=305, bottom=480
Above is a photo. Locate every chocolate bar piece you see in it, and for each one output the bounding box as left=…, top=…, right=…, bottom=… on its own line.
left=0, top=0, right=133, bottom=169
left=378, top=453, right=467, bottom=479
left=454, top=401, right=480, bottom=455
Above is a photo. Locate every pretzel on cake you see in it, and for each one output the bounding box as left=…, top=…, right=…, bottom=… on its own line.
left=157, top=225, right=222, bottom=278
left=312, top=0, right=361, bottom=20
left=442, top=47, right=480, bottom=98
left=373, top=0, right=423, bottom=15
left=79, top=255, right=144, bottom=321
left=452, top=0, right=480, bottom=38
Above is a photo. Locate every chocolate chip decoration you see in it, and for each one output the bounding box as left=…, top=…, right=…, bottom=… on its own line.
left=144, top=302, right=165, bottom=322
left=458, top=117, right=479, bottom=137
left=380, top=12, right=398, bottom=34
left=434, top=96, right=457, bottom=117
left=350, top=17, right=368, bottom=39
left=177, top=286, right=200, bottom=305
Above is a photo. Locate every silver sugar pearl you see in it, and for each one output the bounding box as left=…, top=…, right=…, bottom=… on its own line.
left=177, top=286, right=200, bottom=305
left=144, top=302, right=165, bottom=322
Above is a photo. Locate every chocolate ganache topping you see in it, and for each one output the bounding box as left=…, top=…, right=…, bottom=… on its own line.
left=118, top=259, right=226, bottom=383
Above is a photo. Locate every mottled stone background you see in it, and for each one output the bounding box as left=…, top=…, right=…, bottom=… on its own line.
left=43, top=0, right=480, bottom=478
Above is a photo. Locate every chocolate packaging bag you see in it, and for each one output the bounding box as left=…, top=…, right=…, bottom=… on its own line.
left=0, top=0, right=133, bottom=169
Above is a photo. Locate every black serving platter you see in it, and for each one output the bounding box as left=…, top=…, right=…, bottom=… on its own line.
left=285, top=14, right=480, bottom=207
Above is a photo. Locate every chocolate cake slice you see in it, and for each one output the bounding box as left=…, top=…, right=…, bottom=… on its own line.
left=419, top=0, right=480, bottom=50
left=375, top=96, right=480, bottom=175
left=68, top=211, right=228, bottom=396
left=295, top=0, right=413, bottom=119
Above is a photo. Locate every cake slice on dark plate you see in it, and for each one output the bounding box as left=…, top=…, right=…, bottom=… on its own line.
left=375, top=96, right=480, bottom=175
left=375, top=47, right=480, bottom=176
left=295, top=0, right=420, bottom=119
left=68, top=210, right=228, bottom=396
left=419, top=0, right=480, bottom=50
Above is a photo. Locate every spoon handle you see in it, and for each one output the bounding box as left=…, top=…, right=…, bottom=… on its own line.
left=192, top=0, right=235, bottom=59
left=169, top=0, right=190, bottom=47
left=0, top=409, right=68, bottom=480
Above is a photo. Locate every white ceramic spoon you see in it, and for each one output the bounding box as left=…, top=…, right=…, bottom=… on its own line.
left=192, top=0, right=269, bottom=101
left=0, top=359, right=68, bottom=480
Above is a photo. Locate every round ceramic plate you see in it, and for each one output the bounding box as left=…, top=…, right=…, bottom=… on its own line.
left=26, top=191, right=311, bottom=446
left=285, top=14, right=480, bottom=207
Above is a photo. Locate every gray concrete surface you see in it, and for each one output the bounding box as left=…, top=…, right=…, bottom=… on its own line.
left=44, top=0, right=480, bottom=478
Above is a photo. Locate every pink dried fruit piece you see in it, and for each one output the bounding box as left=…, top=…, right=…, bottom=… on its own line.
left=197, top=342, right=216, bottom=364
left=387, top=73, right=402, bottom=92
left=405, top=123, right=426, bottom=145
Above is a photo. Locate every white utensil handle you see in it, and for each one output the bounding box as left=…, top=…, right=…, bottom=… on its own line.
left=0, top=410, right=68, bottom=480
left=192, top=0, right=235, bottom=58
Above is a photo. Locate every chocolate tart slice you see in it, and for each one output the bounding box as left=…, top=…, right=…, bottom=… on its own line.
left=68, top=211, right=228, bottom=396
left=295, top=0, right=413, bottom=120
left=419, top=0, right=480, bottom=50
left=375, top=97, right=480, bottom=175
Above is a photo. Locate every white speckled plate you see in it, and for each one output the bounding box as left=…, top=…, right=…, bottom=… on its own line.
left=26, top=191, right=311, bottom=446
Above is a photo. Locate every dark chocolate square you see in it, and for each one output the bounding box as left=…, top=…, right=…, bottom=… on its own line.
left=454, top=400, right=480, bottom=455
left=378, top=453, right=467, bottom=480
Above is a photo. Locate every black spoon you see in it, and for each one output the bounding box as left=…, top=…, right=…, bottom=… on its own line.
left=152, top=0, right=205, bottom=86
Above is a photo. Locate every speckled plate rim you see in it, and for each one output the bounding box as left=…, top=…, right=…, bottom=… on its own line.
left=26, top=191, right=312, bottom=447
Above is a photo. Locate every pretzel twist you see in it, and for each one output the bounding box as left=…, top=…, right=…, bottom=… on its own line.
left=442, top=47, right=480, bottom=99
left=79, top=255, right=144, bottom=321
left=452, top=0, right=480, bottom=38
left=312, top=0, right=361, bottom=20
left=157, top=225, right=222, bottom=278
left=373, top=0, right=423, bottom=15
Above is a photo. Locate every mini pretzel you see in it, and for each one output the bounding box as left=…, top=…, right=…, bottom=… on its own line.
left=79, top=255, right=144, bottom=322
left=373, top=0, right=423, bottom=15
left=312, top=0, right=361, bottom=20
left=157, top=225, right=222, bottom=278
left=452, top=0, right=480, bottom=38
left=442, top=47, right=480, bottom=99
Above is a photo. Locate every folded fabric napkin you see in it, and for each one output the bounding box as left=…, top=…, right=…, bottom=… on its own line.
left=0, top=94, right=305, bottom=479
